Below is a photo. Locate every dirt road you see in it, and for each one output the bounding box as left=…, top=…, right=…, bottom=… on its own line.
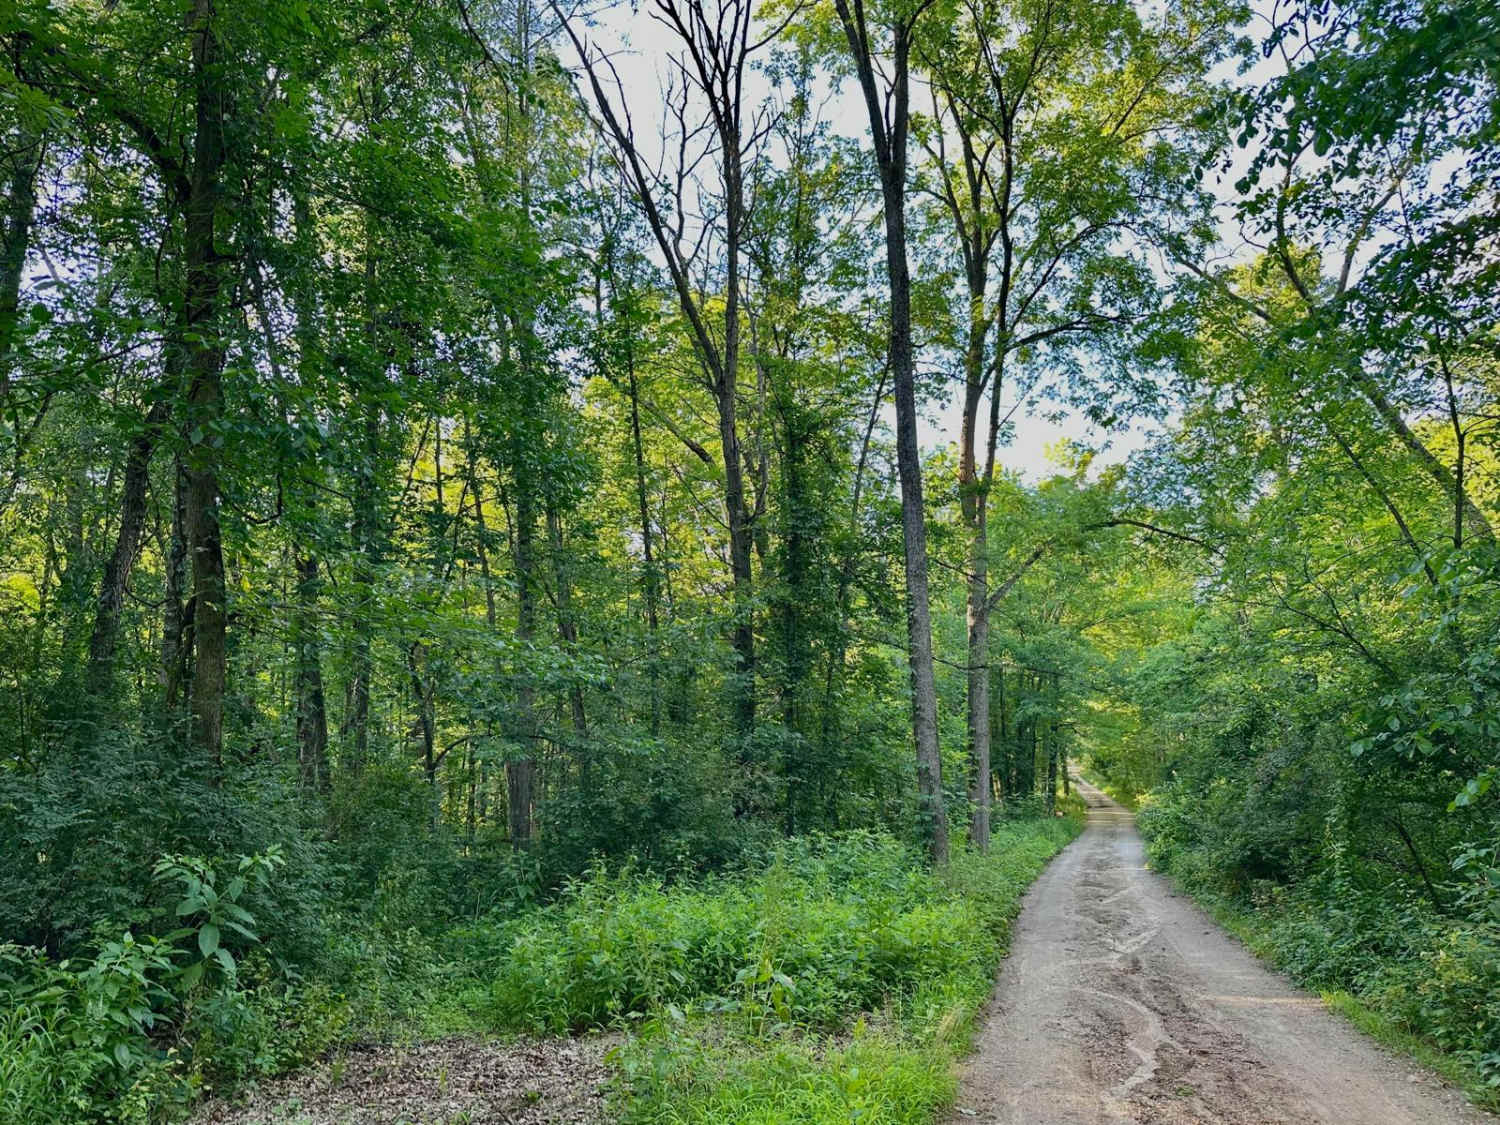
left=950, top=780, right=1495, bottom=1125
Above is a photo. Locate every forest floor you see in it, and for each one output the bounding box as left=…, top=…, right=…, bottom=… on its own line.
left=189, top=1034, right=615, bottom=1124
left=947, top=779, right=1496, bottom=1125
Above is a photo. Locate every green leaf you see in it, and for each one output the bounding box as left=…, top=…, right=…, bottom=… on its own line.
left=198, top=923, right=220, bottom=958
left=223, top=921, right=259, bottom=942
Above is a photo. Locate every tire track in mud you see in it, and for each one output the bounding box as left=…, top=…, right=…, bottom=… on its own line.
left=948, top=781, right=1496, bottom=1125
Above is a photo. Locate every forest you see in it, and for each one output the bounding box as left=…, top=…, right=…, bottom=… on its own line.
left=0, top=0, right=1496, bottom=1121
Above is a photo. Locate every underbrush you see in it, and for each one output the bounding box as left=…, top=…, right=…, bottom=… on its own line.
left=598, top=815, right=1084, bottom=1124
left=0, top=851, right=352, bottom=1124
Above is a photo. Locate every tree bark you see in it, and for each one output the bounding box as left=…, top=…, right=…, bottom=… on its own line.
left=777, top=398, right=812, bottom=834
left=626, top=363, right=662, bottom=734
left=346, top=410, right=378, bottom=769
left=466, top=426, right=510, bottom=839
left=183, top=0, right=229, bottom=763
left=509, top=479, right=538, bottom=849
left=1045, top=675, right=1059, bottom=814
left=547, top=501, right=589, bottom=743
left=957, top=297, right=997, bottom=851
left=0, top=127, right=40, bottom=397
left=162, top=457, right=191, bottom=710
left=294, top=546, right=329, bottom=790
left=344, top=240, right=384, bottom=772
left=289, top=192, right=329, bottom=791
left=832, top=0, right=947, bottom=861
left=408, top=641, right=439, bottom=824
left=85, top=396, right=172, bottom=696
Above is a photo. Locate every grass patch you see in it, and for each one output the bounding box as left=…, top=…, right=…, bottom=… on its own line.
left=1323, top=991, right=1482, bottom=1095
left=615, top=1021, right=956, bottom=1125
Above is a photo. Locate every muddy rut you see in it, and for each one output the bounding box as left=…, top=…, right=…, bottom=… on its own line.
left=950, top=780, right=1495, bottom=1125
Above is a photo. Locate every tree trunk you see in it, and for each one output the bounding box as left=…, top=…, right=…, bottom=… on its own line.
left=1049, top=674, right=1061, bottom=812
left=294, top=547, right=329, bottom=790
left=289, top=192, right=329, bottom=791
left=86, top=396, right=172, bottom=696
left=547, top=502, right=588, bottom=743
left=183, top=0, right=229, bottom=762
left=1023, top=714, right=1037, bottom=796
left=960, top=334, right=991, bottom=849
left=778, top=395, right=814, bottom=835
left=719, top=168, right=756, bottom=744
left=883, top=160, right=946, bottom=864
left=0, top=128, right=40, bottom=397
left=723, top=404, right=757, bottom=740
left=408, top=641, right=439, bottom=825
left=162, top=457, right=191, bottom=710
left=626, top=363, right=662, bottom=735
left=991, top=659, right=1009, bottom=804
left=833, top=2, right=947, bottom=861
left=346, top=408, right=378, bottom=770
left=344, top=231, right=386, bottom=773
left=560, top=7, right=756, bottom=743
left=509, top=475, right=538, bottom=849
left=466, top=434, right=511, bottom=840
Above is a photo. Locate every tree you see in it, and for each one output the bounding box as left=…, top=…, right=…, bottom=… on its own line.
left=915, top=0, right=1230, bottom=847
left=559, top=0, right=769, bottom=751
left=826, top=0, right=949, bottom=861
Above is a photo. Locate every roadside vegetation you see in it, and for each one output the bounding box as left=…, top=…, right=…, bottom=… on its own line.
left=1138, top=780, right=1500, bottom=1107
left=1, top=815, right=1081, bottom=1123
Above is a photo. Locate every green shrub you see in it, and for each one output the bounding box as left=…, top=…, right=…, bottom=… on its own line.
left=1144, top=802, right=1500, bottom=1101
left=470, top=831, right=1014, bottom=1035
left=0, top=849, right=288, bottom=1122
left=0, top=731, right=330, bottom=964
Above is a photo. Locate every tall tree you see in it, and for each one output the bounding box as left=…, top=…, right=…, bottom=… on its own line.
left=560, top=0, right=768, bottom=749
left=828, top=0, right=948, bottom=860
left=918, top=0, right=1228, bottom=847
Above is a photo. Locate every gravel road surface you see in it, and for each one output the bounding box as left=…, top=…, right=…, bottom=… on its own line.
left=950, top=779, right=1495, bottom=1125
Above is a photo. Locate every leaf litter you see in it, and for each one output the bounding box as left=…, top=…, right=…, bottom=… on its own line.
left=190, top=1034, right=616, bottom=1125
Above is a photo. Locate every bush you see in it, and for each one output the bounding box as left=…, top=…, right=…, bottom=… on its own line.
left=0, top=730, right=330, bottom=964
left=462, top=828, right=1095, bottom=1038
left=0, top=849, right=303, bottom=1122
left=1143, top=793, right=1500, bottom=1100
left=1248, top=887, right=1500, bottom=1088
